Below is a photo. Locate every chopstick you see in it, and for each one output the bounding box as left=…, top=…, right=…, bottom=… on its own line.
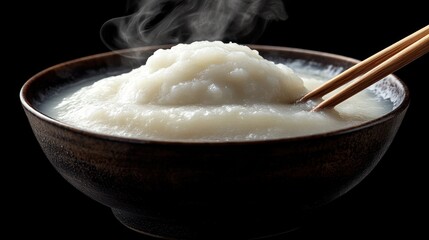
left=298, top=25, right=429, bottom=111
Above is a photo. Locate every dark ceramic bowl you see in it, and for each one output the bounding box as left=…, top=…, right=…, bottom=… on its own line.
left=20, top=45, right=409, bottom=240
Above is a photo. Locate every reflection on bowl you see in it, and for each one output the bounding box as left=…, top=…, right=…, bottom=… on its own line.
left=20, top=45, right=409, bottom=239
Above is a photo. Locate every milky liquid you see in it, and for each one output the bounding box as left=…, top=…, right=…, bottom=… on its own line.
left=39, top=42, right=392, bottom=141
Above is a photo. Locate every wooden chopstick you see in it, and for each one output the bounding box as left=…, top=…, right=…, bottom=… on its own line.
left=313, top=33, right=429, bottom=111
left=298, top=25, right=429, bottom=111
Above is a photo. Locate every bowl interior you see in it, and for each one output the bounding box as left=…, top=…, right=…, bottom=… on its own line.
left=21, top=45, right=408, bottom=143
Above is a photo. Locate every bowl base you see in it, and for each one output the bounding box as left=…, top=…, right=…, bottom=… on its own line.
left=112, top=208, right=302, bottom=240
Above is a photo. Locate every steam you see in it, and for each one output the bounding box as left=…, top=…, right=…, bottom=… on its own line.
left=101, top=0, right=287, bottom=50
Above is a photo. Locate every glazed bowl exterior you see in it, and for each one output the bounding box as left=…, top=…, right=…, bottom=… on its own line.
left=20, top=45, right=409, bottom=239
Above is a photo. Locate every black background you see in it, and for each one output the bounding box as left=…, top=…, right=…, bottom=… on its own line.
left=7, top=0, right=428, bottom=239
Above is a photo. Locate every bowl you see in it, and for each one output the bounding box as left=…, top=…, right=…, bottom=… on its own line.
left=20, top=45, right=409, bottom=239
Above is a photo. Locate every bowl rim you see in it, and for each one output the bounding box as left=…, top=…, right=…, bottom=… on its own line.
left=19, top=45, right=410, bottom=145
